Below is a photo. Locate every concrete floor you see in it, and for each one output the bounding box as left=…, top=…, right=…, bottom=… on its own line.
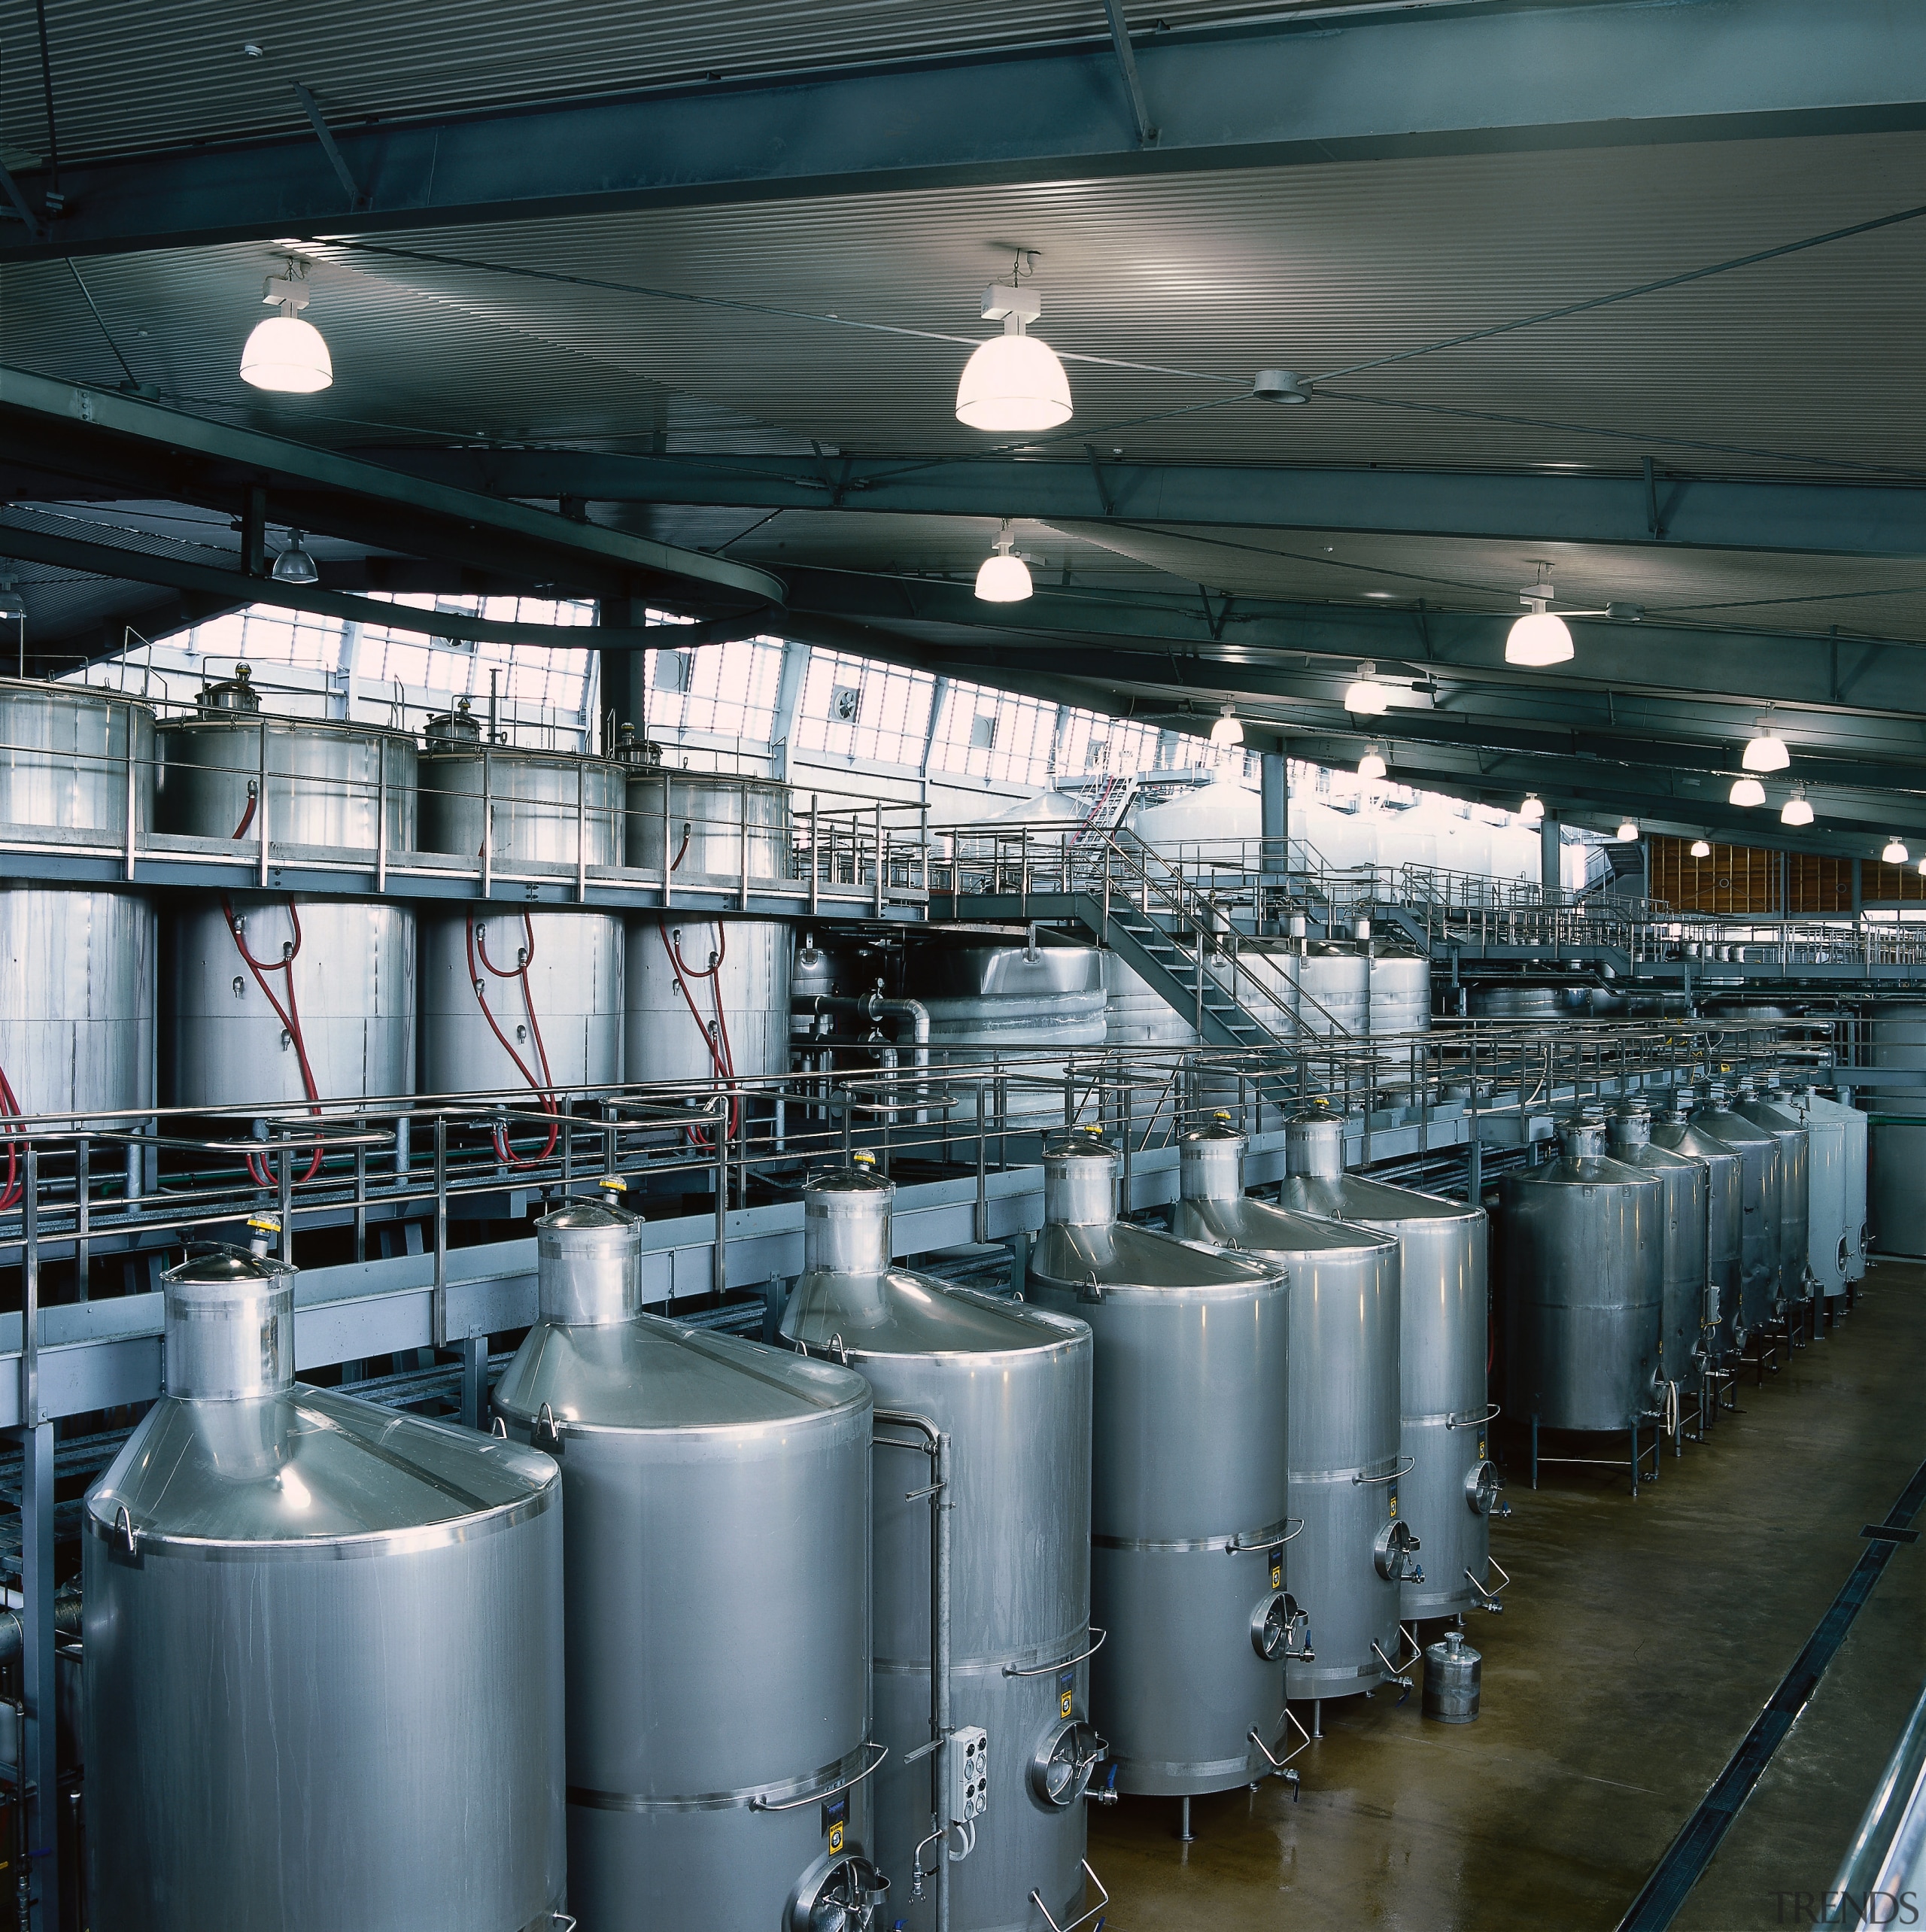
left=1086, top=1263, right=1926, bottom=1931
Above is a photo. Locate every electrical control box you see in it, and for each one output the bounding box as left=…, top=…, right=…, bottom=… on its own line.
left=951, top=1726, right=989, bottom=1823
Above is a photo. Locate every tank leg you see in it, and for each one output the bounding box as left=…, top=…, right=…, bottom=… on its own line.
left=1530, top=1414, right=1540, bottom=1491
left=1630, top=1423, right=1639, bottom=1499
left=459, top=1334, right=486, bottom=1430
left=1313, top=1700, right=1323, bottom=1739
left=1178, top=1795, right=1195, bottom=1843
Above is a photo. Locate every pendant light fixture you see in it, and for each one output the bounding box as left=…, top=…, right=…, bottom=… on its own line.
left=1690, top=839, right=1712, bottom=858
left=1616, top=818, right=1639, bottom=842
left=240, top=263, right=333, bottom=393
left=271, top=530, right=318, bottom=585
left=1343, top=663, right=1390, bottom=715
left=1356, top=743, right=1387, bottom=780
left=955, top=282, right=1072, bottom=433
left=1741, top=715, right=1791, bottom=773
left=1729, top=776, right=1766, bottom=807
left=973, top=522, right=1033, bottom=603
left=1884, top=837, right=1909, bottom=864
left=1505, top=569, right=1575, bottom=667
left=1917, top=856, right=1926, bottom=878
left=1779, top=786, right=1813, bottom=827
left=1517, top=794, right=1544, bottom=825
left=1209, top=704, right=1244, bottom=750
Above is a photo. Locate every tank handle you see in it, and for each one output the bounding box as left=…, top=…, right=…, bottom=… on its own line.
left=1353, top=1455, right=1416, bottom=1487
left=749, top=1739, right=888, bottom=1814
left=1247, top=1707, right=1314, bottom=1797
left=114, top=1505, right=139, bottom=1556
left=1003, top=1626, right=1106, bottom=1679
left=1029, top=1860, right=1109, bottom=1932
left=1229, top=1519, right=1303, bottom=1551
left=1446, top=1403, right=1501, bottom=1432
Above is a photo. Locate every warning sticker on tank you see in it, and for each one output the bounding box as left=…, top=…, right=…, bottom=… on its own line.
left=1269, top=1546, right=1284, bottom=1590
left=1388, top=1487, right=1399, bottom=1517
left=823, top=1794, right=847, bottom=1849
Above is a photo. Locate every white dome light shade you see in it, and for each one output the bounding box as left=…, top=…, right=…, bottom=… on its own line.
left=1210, top=708, right=1245, bottom=749
left=1505, top=609, right=1574, bottom=667
left=1690, top=839, right=1712, bottom=858
left=271, top=531, right=318, bottom=585
left=1729, top=776, right=1766, bottom=807
left=240, top=313, right=333, bottom=393
left=1779, top=794, right=1814, bottom=827
left=1517, top=794, right=1544, bottom=825
left=1616, top=819, right=1639, bottom=842
left=1885, top=837, right=1909, bottom=864
left=1742, top=729, right=1790, bottom=773
left=1356, top=746, right=1386, bottom=779
left=973, top=549, right=1033, bottom=603
left=1918, top=856, right=1926, bottom=877
left=955, top=333, right=1072, bottom=433
left=1343, top=664, right=1390, bottom=715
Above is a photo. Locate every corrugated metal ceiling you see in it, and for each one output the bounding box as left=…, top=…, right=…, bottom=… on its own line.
left=0, top=0, right=1445, bottom=168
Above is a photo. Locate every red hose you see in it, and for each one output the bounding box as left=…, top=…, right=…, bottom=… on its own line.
left=466, top=913, right=560, bottom=1164
left=224, top=897, right=326, bottom=1187
left=223, top=785, right=324, bottom=1187
left=660, top=921, right=739, bottom=1144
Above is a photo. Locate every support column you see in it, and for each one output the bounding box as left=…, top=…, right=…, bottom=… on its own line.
left=1539, top=816, right=1561, bottom=895
left=21, top=1420, right=57, bottom=1932
left=597, top=596, right=649, bottom=755
left=768, top=639, right=810, bottom=785
left=1260, top=750, right=1290, bottom=931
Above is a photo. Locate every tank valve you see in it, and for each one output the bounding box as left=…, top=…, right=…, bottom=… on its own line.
left=245, top=1214, right=279, bottom=1259
left=1087, top=1763, right=1119, bottom=1806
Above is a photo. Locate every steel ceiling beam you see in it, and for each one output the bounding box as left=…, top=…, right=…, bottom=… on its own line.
left=3, top=0, right=1922, bottom=260
left=0, top=369, right=784, bottom=611
left=373, top=448, right=1926, bottom=564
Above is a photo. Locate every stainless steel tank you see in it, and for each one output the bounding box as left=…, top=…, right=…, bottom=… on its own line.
left=780, top=1165, right=1097, bottom=1932
left=415, top=728, right=625, bottom=1097
left=1731, top=1076, right=1812, bottom=1313
left=0, top=887, right=154, bottom=1119
left=1103, top=951, right=1196, bottom=1049
left=1782, top=1082, right=1850, bottom=1297
left=907, top=939, right=1107, bottom=1126
left=159, top=683, right=418, bottom=1106
left=1172, top=1125, right=1414, bottom=1703
left=157, top=667, right=415, bottom=855
left=493, top=1192, right=884, bottom=1932
left=84, top=1238, right=565, bottom=1932
left=1368, top=952, right=1431, bottom=1062
left=417, top=706, right=627, bottom=870
left=0, top=676, right=153, bottom=841
left=1296, top=948, right=1368, bottom=1041
left=1027, top=1132, right=1302, bottom=1795
left=624, top=764, right=793, bottom=887
left=1650, top=1099, right=1742, bottom=1369
left=1500, top=1118, right=1664, bottom=1433
left=1791, top=1086, right=1867, bottom=1289
left=1867, top=1005, right=1926, bottom=1258
left=1275, top=1111, right=1497, bottom=1623
left=1606, top=1104, right=1708, bottom=1401
left=1691, top=1084, right=1782, bottom=1341
left=626, top=917, right=793, bottom=1083
left=1467, top=986, right=1565, bottom=1019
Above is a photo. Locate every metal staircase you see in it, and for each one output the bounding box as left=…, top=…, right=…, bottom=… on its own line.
left=1070, top=773, right=1136, bottom=843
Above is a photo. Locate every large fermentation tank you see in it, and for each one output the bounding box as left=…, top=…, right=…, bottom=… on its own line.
left=1297, top=948, right=1369, bottom=1043
left=781, top=1166, right=1097, bottom=1932
left=907, top=938, right=1107, bottom=1125
left=1468, top=986, right=1565, bottom=1019
left=0, top=888, right=155, bottom=1120
left=1369, top=953, right=1432, bottom=1055
left=1780, top=1081, right=1850, bottom=1297
left=0, top=676, right=153, bottom=840
left=1650, top=1101, right=1743, bottom=1366
left=1605, top=1105, right=1709, bottom=1398
left=1274, top=1112, right=1497, bottom=1622
left=493, top=1195, right=882, bottom=1930
left=1730, top=1077, right=1812, bottom=1314
left=84, top=1239, right=565, bottom=1932
left=159, top=681, right=416, bottom=1105
left=416, top=718, right=625, bottom=1095
left=1027, top=1132, right=1301, bottom=1795
left=1789, top=1085, right=1867, bottom=1289
left=1103, top=951, right=1196, bottom=1048
left=626, top=917, right=793, bottom=1083
left=1174, top=1125, right=1414, bottom=1701
left=1691, top=1086, right=1782, bottom=1341
left=1500, top=1118, right=1664, bottom=1433
left=1867, top=1004, right=1926, bottom=1259
left=623, top=761, right=793, bottom=888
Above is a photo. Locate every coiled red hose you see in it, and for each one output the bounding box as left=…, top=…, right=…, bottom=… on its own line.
left=466, top=912, right=560, bottom=1164
left=661, top=921, right=738, bottom=1144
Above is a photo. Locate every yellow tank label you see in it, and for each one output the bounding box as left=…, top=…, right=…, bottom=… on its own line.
left=828, top=1821, right=845, bottom=1855
left=1389, top=1490, right=1399, bottom=1517
left=1060, top=1689, right=1074, bottom=1718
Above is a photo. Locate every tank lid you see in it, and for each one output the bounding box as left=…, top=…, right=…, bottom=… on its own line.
left=1179, top=1118, right=1246, bottom=1147
left=782, top=1268, right=1086, bottom=1359
left=163, top=1238, right=293, bottom=1289
left=1043, top=1127, right=1118, bottom=1162
left=424, top=698, right=484, bottom=745
left=609, top=721, right=665, bottom=767
left=807, top=1155, right=896, bottom=1196
left=197, top=661, right=262, bottom=715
